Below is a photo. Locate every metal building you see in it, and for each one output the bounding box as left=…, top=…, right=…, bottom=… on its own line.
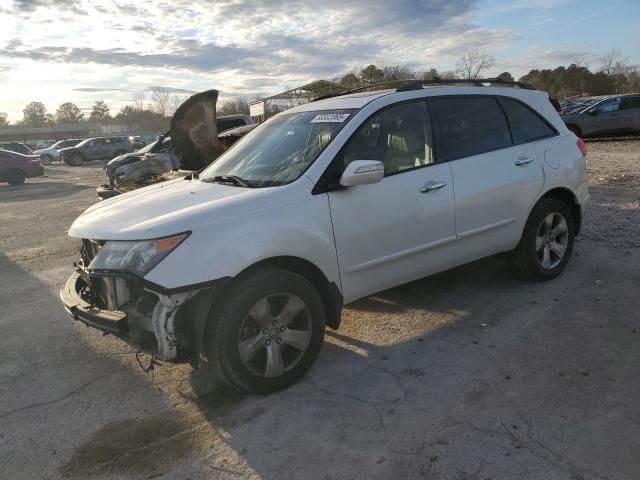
left=249, top=80, right=346, bottom=122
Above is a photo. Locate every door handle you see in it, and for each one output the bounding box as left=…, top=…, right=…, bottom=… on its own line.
left=515, top=157, right=534, bottom=166
left=419, top=180, right=447, bottom=193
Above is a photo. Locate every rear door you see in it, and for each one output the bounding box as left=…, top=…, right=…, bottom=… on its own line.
left=618, top=96, right=640, bottom=133
left=433, top=95, right=546, bottom=255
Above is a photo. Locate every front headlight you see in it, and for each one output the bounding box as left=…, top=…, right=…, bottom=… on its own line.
left=88, top=233, right=189, bottom=276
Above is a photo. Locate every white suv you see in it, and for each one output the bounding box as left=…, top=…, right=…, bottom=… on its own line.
left=61, top=81, right=589, bottom=394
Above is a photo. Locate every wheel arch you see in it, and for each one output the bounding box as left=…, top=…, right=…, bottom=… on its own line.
left=185, top=255, right=343, bottom=368
left=231, top=256, right=343, bottom=331
left=537, top=187, right=582, bottom=235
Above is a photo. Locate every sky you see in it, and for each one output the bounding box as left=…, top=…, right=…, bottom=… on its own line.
left=0, top=0, right=639, bottom=123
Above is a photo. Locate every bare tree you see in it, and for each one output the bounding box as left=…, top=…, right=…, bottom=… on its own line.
left=0, top=112, right=8, bottom=126
left=456, top=50, right=496, bottom=80
left=151, top=89, right=171, bottom=117
left=170, top=94, right=187, bottom=115
left=600, top=50, right=626, bottom=76
left=132, top=92, right=146, bottom=111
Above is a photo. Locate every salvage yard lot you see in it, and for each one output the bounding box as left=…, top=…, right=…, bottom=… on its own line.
left=1, top=139, right=639, bottom=480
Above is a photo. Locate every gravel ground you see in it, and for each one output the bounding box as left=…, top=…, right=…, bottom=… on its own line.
left=0, top=140, right=639, bottom=480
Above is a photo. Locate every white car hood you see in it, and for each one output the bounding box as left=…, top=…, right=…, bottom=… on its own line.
left=69, top=177, right=273, bottom=240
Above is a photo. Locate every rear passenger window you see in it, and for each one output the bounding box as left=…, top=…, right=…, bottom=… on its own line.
left=620, top=96, right=640, bottom=110
left=436, top=97, right=511, bottom=161
left=501, top=98, right=556, bottom=143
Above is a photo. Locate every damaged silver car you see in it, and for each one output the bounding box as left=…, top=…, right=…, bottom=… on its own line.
left=97, top=91, right=255, bottom=199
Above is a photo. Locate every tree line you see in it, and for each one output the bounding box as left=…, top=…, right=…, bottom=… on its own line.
left=334, top=49, right=639, bottom=98
left=1, top=49, right=637, bottom=128
left=0, top=90, right=251, bottom=130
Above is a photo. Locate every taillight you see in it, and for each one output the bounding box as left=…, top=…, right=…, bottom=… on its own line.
left=577, top=138, right=587, bottom=157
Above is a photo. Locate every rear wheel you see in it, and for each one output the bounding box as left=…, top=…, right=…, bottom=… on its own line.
left=510, top=198, right=575, bottom=280
left=40, top=154, right=53, bottom=165
left=204, top=267, right=325, bottom=394
left=5, top=169, right=26, bottom=185
left=67, top=152, right=85, bottom=166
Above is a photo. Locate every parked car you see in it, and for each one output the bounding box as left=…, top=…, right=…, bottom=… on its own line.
left=1, top=142, right=33, bottom=156
left=59, top=136, right=134, bottom=166
left=61, top=82, right=589, bottom=394
left=96, top=113, right=255, bottom=199
left=563, top=94, right=640, bottom=137
left=0, top=149, right=45, bottom=185
left=33, top=139, right=82, bottom=164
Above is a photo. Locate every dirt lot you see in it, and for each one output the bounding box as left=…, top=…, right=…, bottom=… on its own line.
left=1, top=140, right=639, bottom=480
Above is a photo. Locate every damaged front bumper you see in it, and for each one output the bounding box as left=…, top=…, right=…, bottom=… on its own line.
left=60, top=269, right=200, bottom=362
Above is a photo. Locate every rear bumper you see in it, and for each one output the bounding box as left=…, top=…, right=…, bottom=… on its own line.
left=60, top=271, right=127, bottom=335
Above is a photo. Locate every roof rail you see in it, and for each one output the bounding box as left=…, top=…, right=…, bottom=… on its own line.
left=312, top=77, right=535, bottom=102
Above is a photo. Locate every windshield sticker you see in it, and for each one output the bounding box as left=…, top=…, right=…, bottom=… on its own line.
left=310, top=113, right=351, bottom=123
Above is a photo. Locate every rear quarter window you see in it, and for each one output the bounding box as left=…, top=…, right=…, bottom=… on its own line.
left=500, top=98, right=557, bottom=143
left=435, top=96, right=512, bottom=161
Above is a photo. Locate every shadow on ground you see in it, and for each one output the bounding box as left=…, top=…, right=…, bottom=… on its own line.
left=0, top=181, right=91, bottom=202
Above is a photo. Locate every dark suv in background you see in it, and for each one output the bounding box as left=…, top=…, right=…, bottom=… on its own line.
left=0, top=142, right=34, bottom=156
left=563, top=94, right=640, bottom=138
left=59, top=136, right=134, bottom=165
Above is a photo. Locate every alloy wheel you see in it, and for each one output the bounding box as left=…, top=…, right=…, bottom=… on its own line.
left=535, top=212, right=569, bottom=270
left=237, top=292, right=312, bottom=378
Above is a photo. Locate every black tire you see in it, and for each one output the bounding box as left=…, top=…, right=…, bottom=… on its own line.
left=66, top=152, right=85, bottom=166
left=567, top=124, right=581, bottom=137
left=509, top=198, right=575, bottom=281
left=204, top=267, right=326, bottom=394
left=40, top=154, right=53, bottom=165
left=5, top=169, right=26, bottom=186
left=114, top=150, right=126, bottom=157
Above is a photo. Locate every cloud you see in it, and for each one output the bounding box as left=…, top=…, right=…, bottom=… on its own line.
left=147, top=86, right=197, bottom=94
left=73, top=87, right=128, bottom=92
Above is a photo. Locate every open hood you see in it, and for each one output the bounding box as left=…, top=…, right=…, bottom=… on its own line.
left=170, top=89, right=225, bottom=171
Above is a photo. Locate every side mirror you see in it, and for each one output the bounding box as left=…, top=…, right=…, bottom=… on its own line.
left=588, top=110, right=598, bottom=116
left=339, top=160, right=384, bottom=187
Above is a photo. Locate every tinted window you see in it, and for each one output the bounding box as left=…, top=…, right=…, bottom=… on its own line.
left=436, top=97, right=511, bottom=160
left=341, top=101, right=434, bottom=177
left=501, top=98, right=556, bottom=143
left=620, top=96, right=640, bottom=110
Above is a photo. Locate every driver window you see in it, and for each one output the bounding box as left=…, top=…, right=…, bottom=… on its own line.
left=341, top=101, right=433, bottom=177
left=594, top=98, right=620, bottom=113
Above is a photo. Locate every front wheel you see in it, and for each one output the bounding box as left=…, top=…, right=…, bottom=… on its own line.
left=205, top=267, right=325, bottom=394
left=40, top=154, right=53, bottom=165
left=510, top=198, right=575, bottom=280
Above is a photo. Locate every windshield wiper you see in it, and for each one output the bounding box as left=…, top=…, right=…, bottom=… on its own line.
left=204, top=175, right=251, bottom=187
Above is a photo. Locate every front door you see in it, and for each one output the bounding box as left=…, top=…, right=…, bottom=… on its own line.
left=327, top=100, right=456, bottom=302
left=583, top=97, right=622, bottom=136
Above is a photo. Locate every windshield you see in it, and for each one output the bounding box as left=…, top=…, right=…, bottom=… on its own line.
left=75, top=138, right=93, bottom=148
left=200, top=110, right=354, bottom=187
